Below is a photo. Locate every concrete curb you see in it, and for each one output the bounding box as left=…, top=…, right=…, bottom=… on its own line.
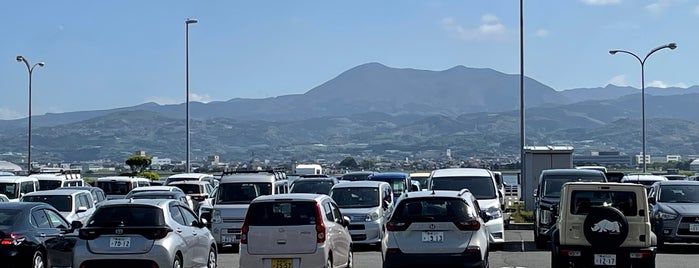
left=505, top=223, right=534, bottom=230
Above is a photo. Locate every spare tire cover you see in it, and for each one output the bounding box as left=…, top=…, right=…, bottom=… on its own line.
left=583, top=206, right=629, bottom=249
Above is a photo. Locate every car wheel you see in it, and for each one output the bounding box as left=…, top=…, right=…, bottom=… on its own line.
left=325, top=257, right=332, bottom=268
left=32, top=251, right=45, bottom=268
left=583, top=206, right=629, bottom=250
left=207, top=247, right=217, bottom=268
left=346, top=248, right=353, bottom=268
left=173, top=254, right=182, bottom=268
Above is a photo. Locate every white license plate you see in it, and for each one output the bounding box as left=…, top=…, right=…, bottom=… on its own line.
left=222, top=235, right=236, bottom=243
left=690, top=224, right=699, bottom=232
left=421, top=231, right=444, bottom=242
left=594, top=254, right=616, bottom=266
left=109, top=237, right=131, bottom=248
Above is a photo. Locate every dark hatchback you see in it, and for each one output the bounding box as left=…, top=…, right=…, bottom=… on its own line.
left=648, top=180, right=699, bottom=247
left=0, top=202, right=79, bottom=268
left=289, top=176, right=340, bottom=195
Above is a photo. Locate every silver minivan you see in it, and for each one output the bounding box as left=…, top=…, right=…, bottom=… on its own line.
left=330, top=180, right=393, bottom=246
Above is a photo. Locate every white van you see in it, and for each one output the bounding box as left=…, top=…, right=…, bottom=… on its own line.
left=428, top=168, right=505, bottom=247
left=0, top=176, right=40, bottom=202
left=95, top=176, right=151, bottom=200
left=33, top=169, right=84, bottom=190
left=330, top=180, right=393, bottom=245
left=210, top=169, right=289, bottom=248
left=295, top=164, right=322, bottom=175
left=20, top=188, right=96, bottom=223
left=165, top=172, right=218, bottom=187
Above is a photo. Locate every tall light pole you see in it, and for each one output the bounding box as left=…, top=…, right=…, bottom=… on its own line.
left=185, top=18, right=198, bottom=173
left=609, top=42, right=676, bottom=173
left=16, top=56, right=45, bottom=172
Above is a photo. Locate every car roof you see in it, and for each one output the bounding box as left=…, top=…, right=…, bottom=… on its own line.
left=401, top=190, right=474, bottom=200
left=0, top=176, right=38, bottom=182
left=167, top=173, right=214, bottom=179
left=293, top=177, right=336, bottom=182
left=369, top=172, right=409, bottom=179
left=253, top=193, right=326, bottom=202
left=654, top=180, right=699, bottom=186
left=621, top=174, right=668, bottom=181
left=96, top=176, right=149, bottom=181
left=430, top=168, right=492, bottom=177
left=167, top=180, right=210, bottom=185
left=131, top=186, right=181, bottom=192
left=409, top=172, right=431, bottom=178
left=220, top=174, right=277, bottom=183
left=542, top=169, right=605, bottom=176
left=131, top=191, right=184, bottom=197
left=22, top=188, right=90, bottom=196
left=331, top=180, right=387, bottom=188
left=99, top=198, right=172, bottom=207
left=0, top=201, right=51, bottom=209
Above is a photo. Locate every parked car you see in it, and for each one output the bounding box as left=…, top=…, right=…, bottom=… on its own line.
left=20, top=188, right=97, bottom=224
left=0, top=176, right=39, bottom=202
left=368, top=172, right=418, bottom=203
left=168, top=180, right=215, bottom=212
left=330, top=181, right=393, bottom=246
left=32, top=169, right=83, bottom=190
left=0, top=202, right=81, bottom=268
left=340, top=171, right=379, bottom=182
left=60, top=186, right=107, bottom=206
left=165, top=173, right=219, bottom=188
left=95, top=176, right=151, bottom=200
left=663, top=174, right=688, bottom=181
left=125, top=186, right=193, bottom=209
left=409, top=172, right=430, bottom=191
left=382, top=189, right=491, bottom=268
left=622, top=174, right=668, bottom=192
left=533, top=169, right=608, bottom=248
left=647, top=180, right=699, bottom=247
left=290, top=176, right=341, bottom=195
left=73, top=199, right=217, bottom=268
left=239, top=193, right=353, bottom=268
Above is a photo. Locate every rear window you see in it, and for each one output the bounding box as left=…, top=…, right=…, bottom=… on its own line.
left=246, top=201, right=318, bottom=226
left=290, top=180, right=334, bottom=195
left=38, top=181, right=62, bottom=191
left=217, top=183, right=272, bottom=204
left=430, top=177, right=496, bottom=199
left=570, top=191, right=638, bottom=216
left=0, top=209, right=20, bottom=226
left=88, top=206, right=164, bottom=227
left=330, top=187, right=379, bottom=208
left=97, top=181, right=132, bottom=195
left=131, top=194, right=177, bottom=200
left=173, top=184, right=201, bottom=194
left=542, top=175, right=606, bottom=198
left=341, top=173, right=372, bottom=181
left=370, top=178, right=406, bottom=196
left=393, top=198, right=472, bottom=222
left=22, top=195, right=73, bottom=212
left=0, top=183, right=19, bottom=199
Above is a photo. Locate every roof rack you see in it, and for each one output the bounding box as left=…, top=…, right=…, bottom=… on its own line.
left=220, top=168, right=287, bottom=181
left=457, top=188, right=470, bottom=196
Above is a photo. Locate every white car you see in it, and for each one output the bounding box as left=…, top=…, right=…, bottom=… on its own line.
left=239, top=193, right=353, bottom=268
left=20, top=188, right=96, bottom=224
left=125, top=186, right=194, bottom=210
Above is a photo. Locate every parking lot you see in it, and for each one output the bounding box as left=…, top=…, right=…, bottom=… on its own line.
left=218, top=229, right=699, bottom=268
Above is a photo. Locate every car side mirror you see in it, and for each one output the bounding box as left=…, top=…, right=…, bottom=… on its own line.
left=70, top=220, right=83, bottom=231
left=533, top=189, right=538, bottom=198
left=77, top=206, right=88, bottom=213
left=480, top=211, right=491, bottom=223
left=194, top=219, right=207, bottom=228
left=648, top=196, right=656, bottom=205
left=382, top=200, right=390, bottom=209
left=410, top=184, right=419, bottom=192
left=342, top=216, right=351, bottom=227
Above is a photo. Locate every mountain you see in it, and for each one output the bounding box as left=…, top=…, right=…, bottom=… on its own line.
left=559, top=84, right=699, bottom=103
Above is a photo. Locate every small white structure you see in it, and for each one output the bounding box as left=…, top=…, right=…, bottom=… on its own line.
left=295, top=164, right=322, bottom=175
left=691, top=159, right=699, bottom=172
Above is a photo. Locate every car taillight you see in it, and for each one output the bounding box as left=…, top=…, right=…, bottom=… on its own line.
left=385, top=220, right=410, bottom=231
left=454, top=219, right=481, bottom=231
left=0, top=233, right=25, bottom=245
left=142, top=227, right=172, bottom=240
left=240, top=220, right=249, bottom=244
left=315, top=202, right=326, bottom=243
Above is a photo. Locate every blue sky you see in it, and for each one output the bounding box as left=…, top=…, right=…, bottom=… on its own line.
left=2, top=0, right=696, bottom=119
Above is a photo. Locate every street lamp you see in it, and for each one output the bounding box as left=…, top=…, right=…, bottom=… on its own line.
left=609, top=42, right=676, bottom=173
left=16, top=56, right=45, bottom=172
left=185, top=18, right=198, bottom=173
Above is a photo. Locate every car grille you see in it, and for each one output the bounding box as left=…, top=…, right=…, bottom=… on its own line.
left=680, top=216, right=699, bottom=223
left=351, top=234, right=367, bottom=241
left=80, top=260, right=158, bottom=268
left=227, top=228, right=241, bottom=234
left=223, top=218, right=244, bottom=223
left=348, top=224, right=365, bottom=230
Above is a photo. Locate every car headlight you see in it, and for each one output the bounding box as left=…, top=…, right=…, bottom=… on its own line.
left=656, top=211, right=677, bottom=220
left=485, top=207, right=502, bottom=220
left=540, top=209, right=552, bottom=225
left=212, top=209, right=222, bottom=223
left=365, top=212, right=380, bottom=222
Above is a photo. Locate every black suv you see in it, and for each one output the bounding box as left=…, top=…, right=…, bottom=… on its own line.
left=533, top=169, right=607, bottom=248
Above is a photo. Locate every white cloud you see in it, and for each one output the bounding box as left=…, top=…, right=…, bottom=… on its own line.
left=440, top=14, right=508, bottom=41
left=190, top=93, right=214, bottom=103
left=535, top=29, right=549, bottom=37
left=580, top=0, right=621, bottom=5
left=646, top=0, right=683, bottom=13
left=608, top=74, right=629, bottom=86
left=0, top=108, right=23, bottom=120
left=144, top=97, right=179, bottom=105
left=646, top=80, right=688, bottom=88
left=694, top=5, right=699, bottom=15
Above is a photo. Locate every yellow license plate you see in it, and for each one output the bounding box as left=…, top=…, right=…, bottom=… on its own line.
left=271, top=258, right=292, bottom=268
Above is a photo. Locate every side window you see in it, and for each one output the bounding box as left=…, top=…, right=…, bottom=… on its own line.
left=323, top=201, right=334, bottom=222
left=471, top=198, right=483, bottom=216
left=21, top=182, right=33, bottom=194
left=180, top=206, right=198, bottom=226
left=169, top=204, right=186, bottom=225
left=31, top=209, right=51, bottom=228
left=330, top=202, right=343, bottom=223
left=79, top=194, right=92, bottom=208
left=46, top=209, right=69, bottom=228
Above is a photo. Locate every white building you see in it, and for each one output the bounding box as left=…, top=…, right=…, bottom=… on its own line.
left=635, top=153, right=651, bottom=165
left=666, top=155, right=681, bottom=162
left=151, top=157, right=172, bottom=166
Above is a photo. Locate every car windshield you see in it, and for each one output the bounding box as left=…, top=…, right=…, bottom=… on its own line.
left=246, top=201, right=318, bottom=226
left=216, top=182, right=272, bottom=204
left=97, top=181, right=132, bottom=195
left=0, top=209, right=20, bottom=226
left=22, top=195, right=73, bottom=212
left=659, top=185, right=699, bottom=203
left=290, top=180, right=334, bottom=195
left=88, top=205, right=164, bottom=227
left=570, top=190, right=637, bottom=216
left=392, top=198, right=472, bottom=222
left=371, top=178, right=406, bottom=197
left=0, top=183, right=19, bottom=199
left=412, top=177, right=429, bottom=190
left=543, top=175, right=606, bottom=198
left=38, top=180, right=62, bottom=191
left=330, top=187, right=380, bottom=208
left=430, top=177, right=496, bottom=199
left=173, top=184, right=201, bottom=194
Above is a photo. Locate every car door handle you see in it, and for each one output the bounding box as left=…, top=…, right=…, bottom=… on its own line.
left=192, top=231, right=198, bottom=236
left=276, top=239, right=286, bottom=244
left=39, top=233, right=46, bottom=237
left=176, top=228, right=183, bottom=233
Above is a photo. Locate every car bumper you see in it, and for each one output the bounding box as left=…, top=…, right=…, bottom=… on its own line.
left=212, top=222, right=243, bottom=246
left=348, top=221, right=382, bottom=244
left=485, top=217, right=505, bottom=244
left=554, top=245, right=656, bottom=267
left=383, top=250, right=484, bottom=268
left=74, top=243, right=175, bottom=268
left=655, top=217, right=699, bottom=243
left=239, top=245, right=327, bottom=268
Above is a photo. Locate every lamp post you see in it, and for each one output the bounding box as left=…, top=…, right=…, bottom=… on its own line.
left=16, top=56, right=45, bottom=172
left=185, top=18, right=198, bottom=173
left=609, top=42, right=676, bottom=173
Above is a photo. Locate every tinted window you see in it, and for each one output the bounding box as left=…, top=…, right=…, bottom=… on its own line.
left=173, top=184, right=201, bottom=194
left=0, top=209, right=20, bottom=226
left=23, top=195, right=73, bottom=212
left=341, top=173, right=373, bottom=181
left=393, top=198, right=472, bottom=222
left=542, top=174, right=606, bottom=198
left=45, top=209, right=69, bottom=228
left=38, top=181, right=62, bottom=191
left=430, top=177, right=496, bottom=199
left=131, top=193, right=178, bottom=200
left=32, top=210, right=51, bottom=228
left=246, top=201, right=318, bottom=226
left=88, top=206, right=164, bottom=227
left=371, top=178, right=406, bottom=196
left=570, top=191, right=637, bottom=216
left=217, top=183, right=272, bottom=204
left=97, top=181, right=132, bottom=195
left=290, top=180, right=334, bottom=195
left=0, top=183, right=19, bottom=199
left=180, top=206, right=198, bottom=226
left=659, top=185, right=699, bottom=203
left=21, top=182, right=35, bottom=194
left=330, top=187, right=380, bottom=208
left=170, top=204, right=186, bottom=225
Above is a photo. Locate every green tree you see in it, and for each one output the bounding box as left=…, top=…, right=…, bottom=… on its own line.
left=126, top=155, right=152, bottom=174
left=360, top=159, right=376, bottom=170
left=140, top=171, right=160, bottom=180
left=338, top=156, right=359, bottom=170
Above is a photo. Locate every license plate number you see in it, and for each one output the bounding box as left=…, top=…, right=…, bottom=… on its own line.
left=421, top=231, right=444, bottom=242
left=690, top=224, right=699, bottom=232
left=271, top=258, right=292, bottom=268
left=222, top=235, right=236, bottom=243
left=594, top=254, right=616, bottom=266
left=109, top=237, right=131, bottom=248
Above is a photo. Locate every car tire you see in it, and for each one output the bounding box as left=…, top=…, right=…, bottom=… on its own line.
left=173, top=254, right=182, bottom=268
left=32, top=250, right=45, bottom=268
left=583, top=206, right=629, bottom=249
left=207, top=247, right=217, bottom=268
left=325, top=257, right=332, bottom=268
left=346, top=248, right=353, bottom=268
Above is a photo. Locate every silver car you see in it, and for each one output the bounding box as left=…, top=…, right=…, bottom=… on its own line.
left=330, top=181, right=393, bottom=246
left=73, top=199, right=217, bottom=268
